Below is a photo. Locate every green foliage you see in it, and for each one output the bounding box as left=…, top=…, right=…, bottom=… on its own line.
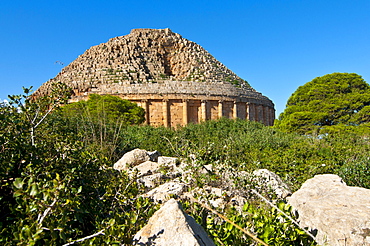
left=61, top=94, right=145, bottom=125
left=275, top=72, right=370, bottom=135
left=338, top=156, right=370, bottom=188
left=182, top=199, right=315, bottom=245
left=108, top=118, right=370, bottom=191
left=56, top=94, right=146, bottom=161
left=0, top=88, right=158, bottom=245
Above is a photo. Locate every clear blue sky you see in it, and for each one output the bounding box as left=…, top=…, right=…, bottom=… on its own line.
left=1, top=0, right=370, bottom=117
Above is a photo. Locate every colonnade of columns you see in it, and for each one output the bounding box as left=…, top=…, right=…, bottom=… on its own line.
left=140, top=99, right=275, bottom=127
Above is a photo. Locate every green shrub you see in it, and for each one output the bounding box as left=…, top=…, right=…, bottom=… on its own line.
left=337, top=156, right=370, bottom=188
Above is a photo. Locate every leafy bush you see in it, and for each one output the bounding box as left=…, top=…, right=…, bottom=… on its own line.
left=182, top=196, right=316, bottom=245
left=61, top=94, right=145, bottom=125
left=0, top=88, right=158, bottom=245
left=338, top=156, right=370, bottom=188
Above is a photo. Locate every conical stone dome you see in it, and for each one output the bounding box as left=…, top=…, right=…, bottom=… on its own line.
left=35, top=28, right=275, bottom=127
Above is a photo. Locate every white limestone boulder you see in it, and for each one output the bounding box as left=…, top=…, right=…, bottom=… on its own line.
left=252, top=169, right=292, bottom=199
left=113, top=149, right=151, bottom=171
left=288, top=174, right=370, bottom=246
left=137, top=173, right=165, bottom=189
left=143, top=181, right=187, bottom=203
left=158, top=156, right=179, bottom=167
left=130, top=161, right=159, bottom=177
left=132, top=198, right=215, bottom=246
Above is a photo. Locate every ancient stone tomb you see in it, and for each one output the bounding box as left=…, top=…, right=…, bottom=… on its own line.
left=34, top=28, right=275, bottom=127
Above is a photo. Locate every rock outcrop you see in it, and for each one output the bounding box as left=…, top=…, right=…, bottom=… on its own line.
left=113, top=148, right=156, bottom=171
left=113, top=149, right=370, bottom=245
left=114, top=149, right=291, bottom=210
left=252, top=169, right=292, bottom=199
left=143, top=181, right=188, bottom=203
left=288, top=174, right=370, bottom=246
left=34, top=28, right=275, bottom=127
left=132, top=198, right=216, bottom=246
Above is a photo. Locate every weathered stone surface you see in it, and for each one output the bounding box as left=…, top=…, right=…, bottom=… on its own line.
left=137, top=173, right=165, bottom=189
left=113, top=149, right=150, bottom=171
left=184, top=186, right=230, bottom=209
left=288, top=174, right=370, bottom=246
left=143, top=181, right=187, bottom=203
left=35, top=28, right=252, bottom=96
left=133, top=198, right=215, bottom=246
left=158, top=156, right=179, bottom=167
left=252, top=169, right=292, bottom=199
left=130, top=161, right=159, bottom=177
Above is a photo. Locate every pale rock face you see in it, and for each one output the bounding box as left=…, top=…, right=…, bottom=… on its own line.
left=143, top=181, right=188, bottom=203
left=252, top=169, right=292, bottom=199
left=132, top=198, right=215, bottom=246
left=137, top=173, right=165, bottom=189
left=130, top=161, right=159, bottom=177
left=288, top=174, right=370, bottom=246
left=158, top=156, right=179, bottom=167
left=113, top=149, right=150, bottom=171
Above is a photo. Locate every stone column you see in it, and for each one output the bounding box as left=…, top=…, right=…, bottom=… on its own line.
left=246, top=103, right=250, bottom=120
left=182, top=99, right=188, bottom=126
left=233, top=101, right=238, bottom=119
left=141, top=99, right=149, bottom=125
left=218, top=100, right=223, bottom=119
left=266, top=106, right=271, bottom=126
left=201, top=100, right=207, bottom=121
left=248, top=103, right=255, bottom=121
left=255, top=104, right=261, bottom=122
left=163, top=99, right=169, bottom=127
left=270, top=107, right=275, bottom=126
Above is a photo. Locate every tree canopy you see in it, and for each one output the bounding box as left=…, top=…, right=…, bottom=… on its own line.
left=60, top=94, right=145, bottom=125
left=275, top=72, right=370, bottom=134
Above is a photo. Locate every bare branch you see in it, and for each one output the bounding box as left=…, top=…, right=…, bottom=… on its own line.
left=31, top=107, right=40, bottom=125
left=33, top=104, right=55, bottom=129
left=251, top=189, right=318, bottom=243
left=62, top=229, right=105, bottom=246
left=37, top=198, right=57, bottom=225
left=185, top=194, right=269, bottom=246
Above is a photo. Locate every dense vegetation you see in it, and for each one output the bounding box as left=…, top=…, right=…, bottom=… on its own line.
left=61, top=94, right=145, bottom=126
left=275, top=72, right=370, bottom=135
left=1, top=82, right=369, bottom=245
